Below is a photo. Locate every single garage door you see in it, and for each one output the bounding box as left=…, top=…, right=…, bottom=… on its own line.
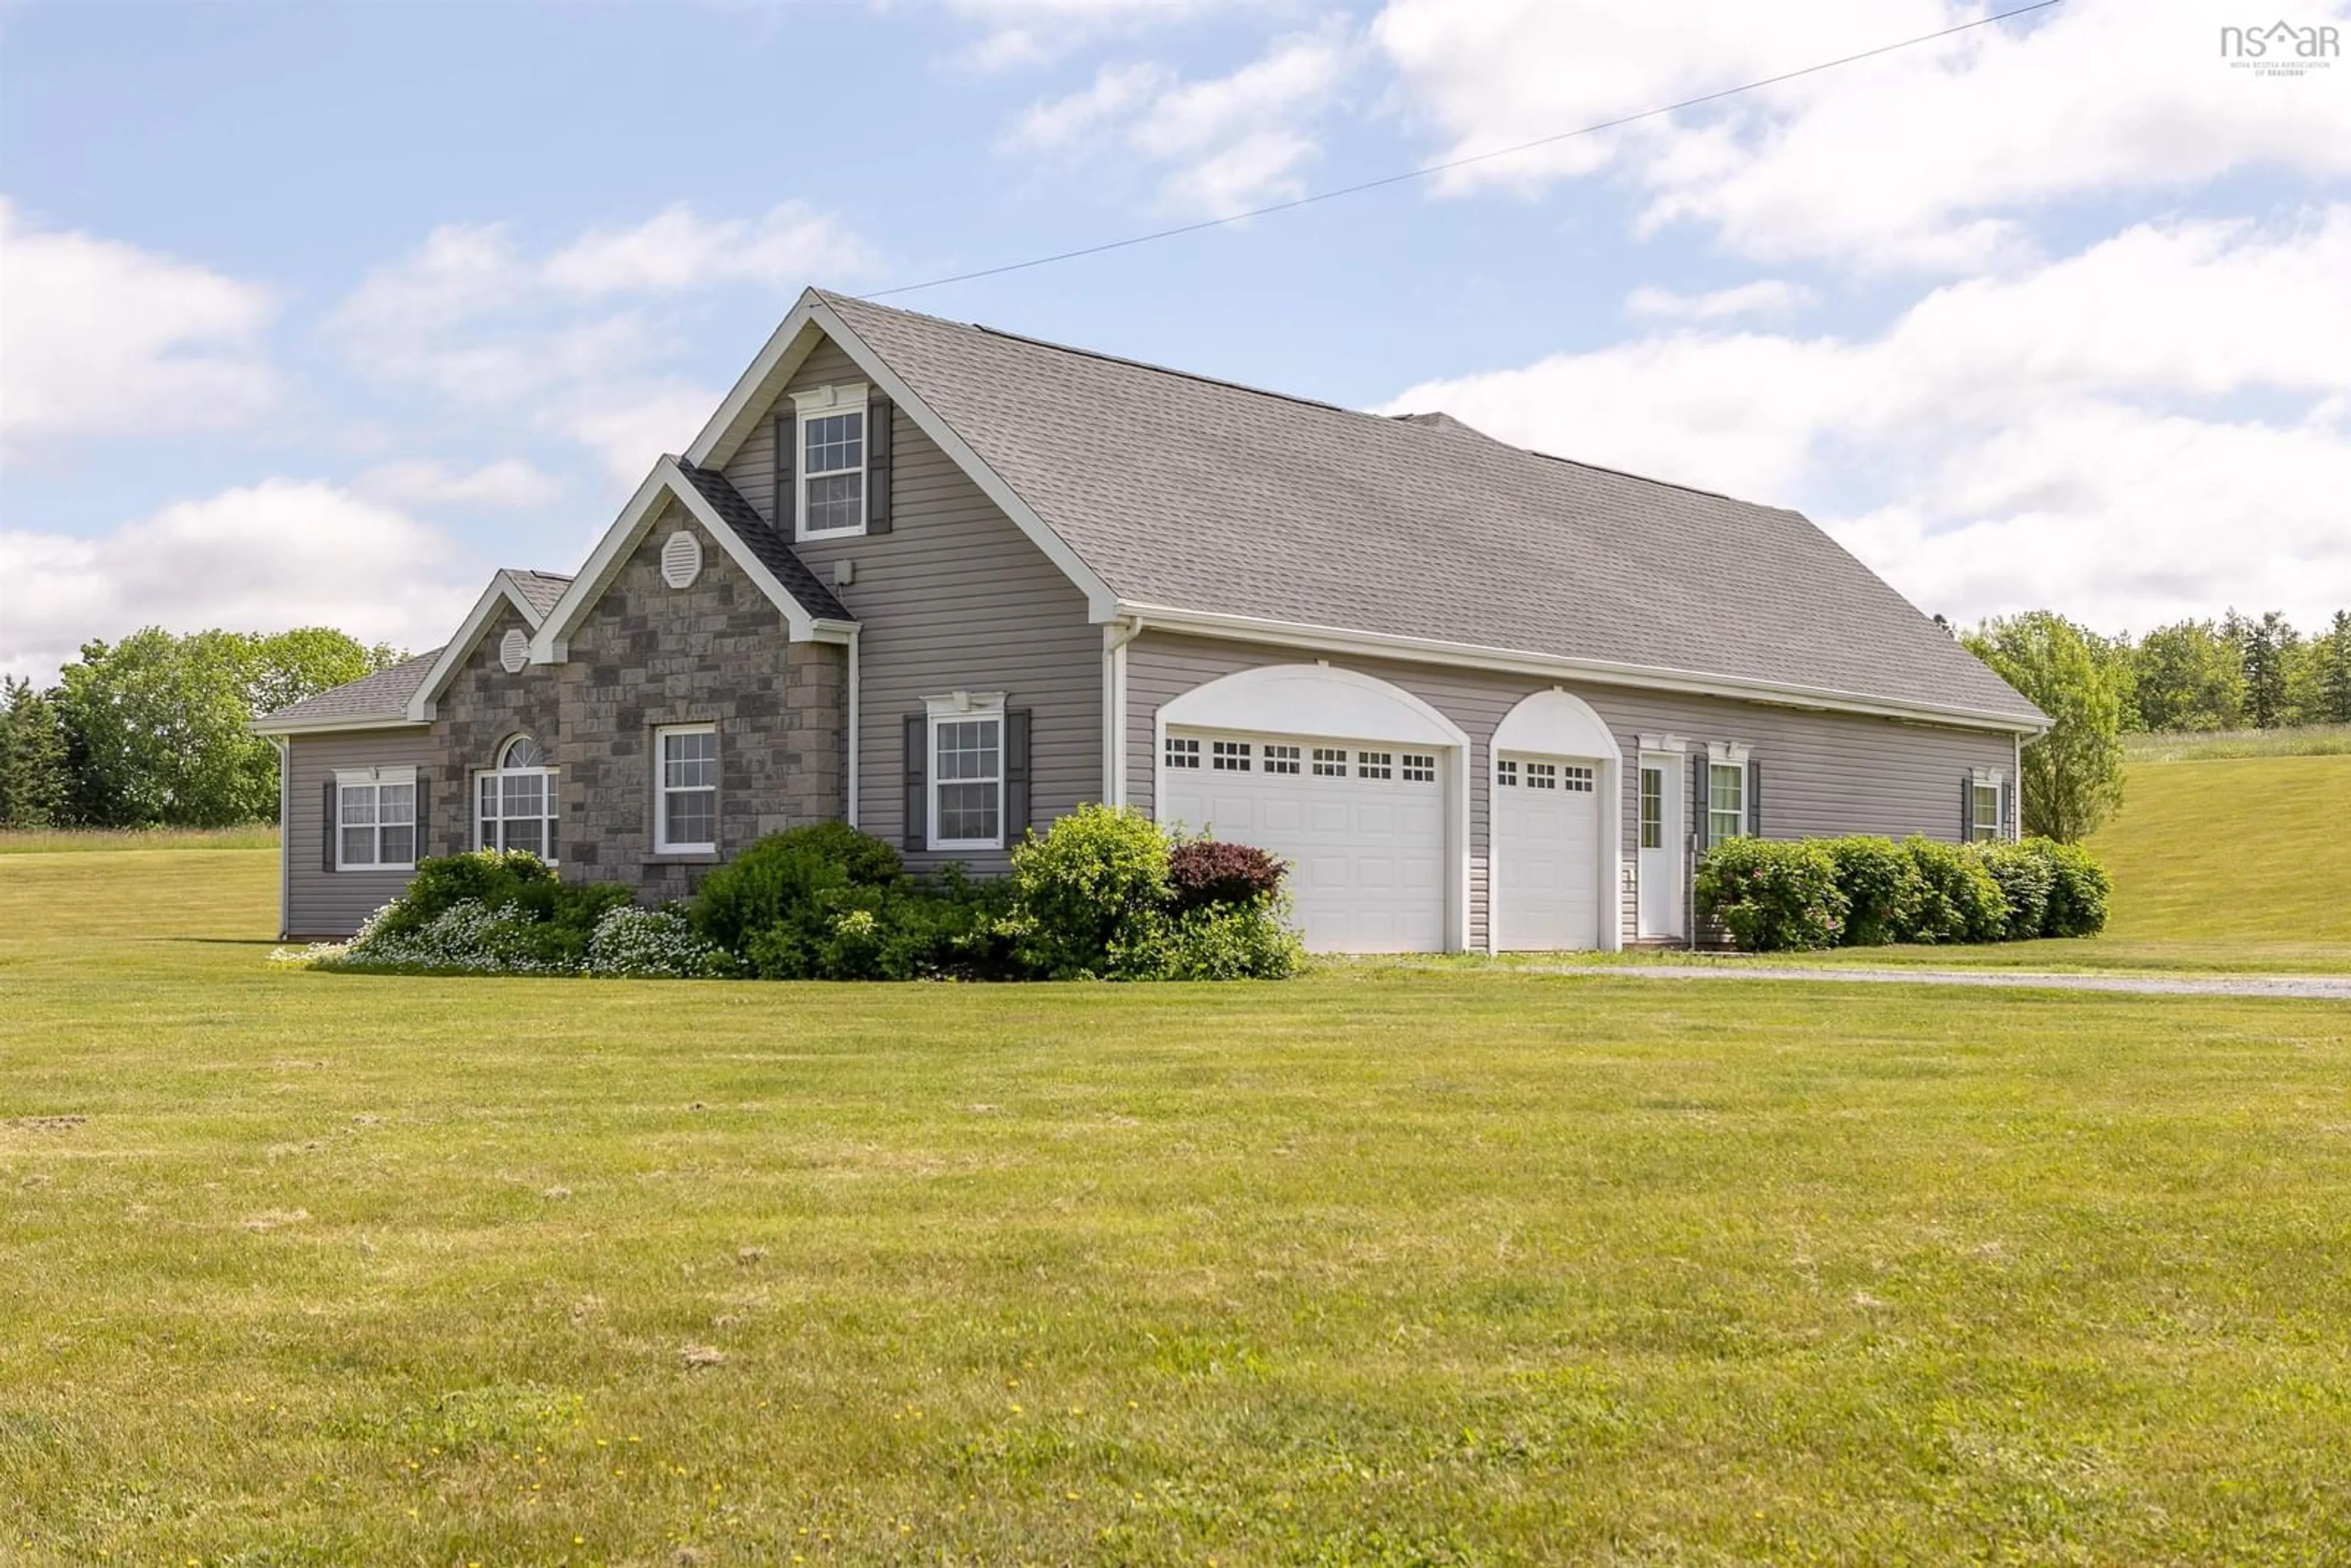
left=1491, top=752, right=1602, bottom=950
left=1161, top=729, right=1447, bottom=953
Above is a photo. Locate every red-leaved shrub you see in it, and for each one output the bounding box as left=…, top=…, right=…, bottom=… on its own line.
left=1166, top=839, right=1286, bottom=912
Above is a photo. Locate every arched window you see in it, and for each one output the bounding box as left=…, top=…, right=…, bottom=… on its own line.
left=477, top=734, right=558, bottom=861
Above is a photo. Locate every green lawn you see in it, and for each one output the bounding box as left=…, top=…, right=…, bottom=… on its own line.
left=5, top=849, right=2351, bottom=1564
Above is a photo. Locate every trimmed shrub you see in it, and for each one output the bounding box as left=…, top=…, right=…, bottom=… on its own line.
left=584, top=905, right=727, bottom=978
left=1822, top=836, right=1924, bottom=947
left=1695, top=838, right=1847, bottom=952
left=691, top=823, right=905, bottom=961
left=1897, top=837, right=2007, bottom=944
left=742, top=869, right=1022, bottom=982
left=1158, top=898, right=1307, bottom=980
left=2034, top=838, right=2112, bottom=937
left=1167, top=839, right=1287, bottom=913
left=1971, top=841, right=2055, bottom=941
left=1007, top=805, right=1174, bottom=979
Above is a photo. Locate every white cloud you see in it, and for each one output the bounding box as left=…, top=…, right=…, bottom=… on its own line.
left=0, top=481, right=478, bottom=685
left=327, top=201, right=868, bottom=489
left=355, top=457, right=562, bottom=510
left=1625, top=279, right=1813, bottom=321
left=1376, top=0, right=2351, bottom=269
left=1003, top=26, right=1355, bottom=213
left=1382, top=211, right=2351, bottom=631
left=0, top=198, right=277, bottom=458
left=945, top=0, right=1237, bottom=72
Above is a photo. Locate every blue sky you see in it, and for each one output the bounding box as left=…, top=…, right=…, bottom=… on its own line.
left=4, top=0, right=2347, bottom=681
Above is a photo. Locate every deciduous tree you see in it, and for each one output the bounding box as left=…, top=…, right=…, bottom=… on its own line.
left=1963, top=612, right=2125, bottom=843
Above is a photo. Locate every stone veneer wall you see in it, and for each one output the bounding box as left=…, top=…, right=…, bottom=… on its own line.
left=551, top=501, right=845, bottom=904
left=426, top=601, right=564, bottom=857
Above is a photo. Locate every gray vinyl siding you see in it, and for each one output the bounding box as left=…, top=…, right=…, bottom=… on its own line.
left=283, top=729, right=433, bottom=938
left=1126, top=631, right=2015, bottom=948
left=728, top=336, right=1101, bottom=873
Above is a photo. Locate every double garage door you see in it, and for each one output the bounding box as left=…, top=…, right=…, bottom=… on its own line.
left=1161, top=727, right=1605, bottom=953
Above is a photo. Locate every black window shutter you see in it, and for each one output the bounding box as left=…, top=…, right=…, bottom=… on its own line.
left=1692, top=754, right=1710, bottom=852
left=1746, top=758, right=1761, bottom=838
left=1005, top=708, right=1031, bottom=843
left=773, top=412, right=796, bottom=533
left=2003, top=778, right=2015, bottom=841
left=866, top=395, right=893, bottom=535
left=413, top=773, right=429, bottom=858
left=322, top=779, right=337, bottom=872
left=1960, top=775, right=1975, bottom=841
left=903, top=714, right=928, bottom=850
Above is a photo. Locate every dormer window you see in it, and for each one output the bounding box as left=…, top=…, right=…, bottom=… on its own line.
left=790, top=382, right=869, bottom=539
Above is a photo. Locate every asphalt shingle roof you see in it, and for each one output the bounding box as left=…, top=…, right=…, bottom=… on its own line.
left=255, top=648, right=441, bottom=728
left=673, top=461, right=852, bottom=623
left=819, top=291, right=2041, bottom=724
left=506, top=569, right=573, bottom=619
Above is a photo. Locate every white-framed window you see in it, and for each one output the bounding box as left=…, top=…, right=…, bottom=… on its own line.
left=476, top=735, right=558, bottom=861
left=792, top=383, right=869, bottom=539
left=1312, top=747, right=1348, bottom=777
left=1212, top=740, right=1251, bottom=771
left=1708, top=762, right=1747, bottom=844
left=1165, top=735, right=1201, bottom=770
left=336, top=767, right=416, bottom=870
left=1264, top=744, right=1300, bottom=775
left=656, top=724, right=718, bottom=853
left=1972, top=777, right=2003, bottom=842
left=1526, top=762, right=1558, bottom=790
left=1496, top=759, right=1519, bottom=788
left=930, top=698, right=1005, bottom=850
left=1562, top=765, right=1594, bottom=792
left=1401, top=753, right=1436, bottom=783
left=1357, top=750, right=1393, bottom=781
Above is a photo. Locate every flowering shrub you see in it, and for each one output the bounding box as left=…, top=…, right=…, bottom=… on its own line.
left=326, top=898, right=578, bottom=975
left=1898, top=837, right=2008, bottom=944
left=1695, top=837, right=1848, bottom=951
left=584, top=905, right=727, bottom=978
left=1970, top=841, right=2055, bottom=941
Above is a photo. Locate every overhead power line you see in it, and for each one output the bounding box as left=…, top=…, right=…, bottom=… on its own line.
left=859, top=0, right=2065, bottom=301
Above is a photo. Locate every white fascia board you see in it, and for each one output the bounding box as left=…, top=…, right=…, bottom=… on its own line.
left=249, top=715, right=432, bottom=737
left=688, top=294, right=1122, bottom=623
left=403, top=572, right=547, bottom=722
left=528, top=457, right=833, bottom=664
left=1122, top=602, right=2052, bottom=737
left=684, top=296, right=827, bottom=469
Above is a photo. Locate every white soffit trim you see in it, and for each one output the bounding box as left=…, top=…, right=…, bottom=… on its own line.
left=528, top=456, right=829, bottom=664
left=1493, top=689, right=1621, bottom=762
left=1125, top=603, right=2049, bottom=736
left=686, top=293, right=1122, bottom=622
left=1160, top=662, right=1468, bottom=749
left=402, top=571, right=551, bottom=724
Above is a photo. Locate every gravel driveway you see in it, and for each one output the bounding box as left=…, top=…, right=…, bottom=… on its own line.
left=1576, top=965, right=2351, bottom=1002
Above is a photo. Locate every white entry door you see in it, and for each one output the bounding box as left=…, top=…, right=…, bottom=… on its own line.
left=1637, top=754, right=1684, bottom=939
left=1160, top=729, right=1449, bottom=953
left=1491, top=752, right=1602, bottom=950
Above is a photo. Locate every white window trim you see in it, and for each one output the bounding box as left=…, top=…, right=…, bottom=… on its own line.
left=1970, top=768, right=2007, bottom=843
left=924, top=691, right=1006, bottom=852
left=654, top=723, right=719, bottom=855
left=1706, top=757, right=1749, bottom=843
left=790, top=381, right=871, bottom=542
left=474, top=740, right=559, bottom=864
left=334, top=765, right=418, bottom=872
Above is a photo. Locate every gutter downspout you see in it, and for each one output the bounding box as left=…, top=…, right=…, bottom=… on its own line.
left=1102, top=617, right=1141, bottom=807
left=272, top=735, right=291, bottom=940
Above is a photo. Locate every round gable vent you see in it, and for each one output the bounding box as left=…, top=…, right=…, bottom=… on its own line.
left=661, top=529, right=703, bottom=590
left=499, top=628, right=529, bottom=673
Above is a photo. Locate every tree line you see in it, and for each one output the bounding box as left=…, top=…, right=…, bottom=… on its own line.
left=0, top=628, right=401, bottom=829
left=1962, top=606, right=2351, bottom=846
